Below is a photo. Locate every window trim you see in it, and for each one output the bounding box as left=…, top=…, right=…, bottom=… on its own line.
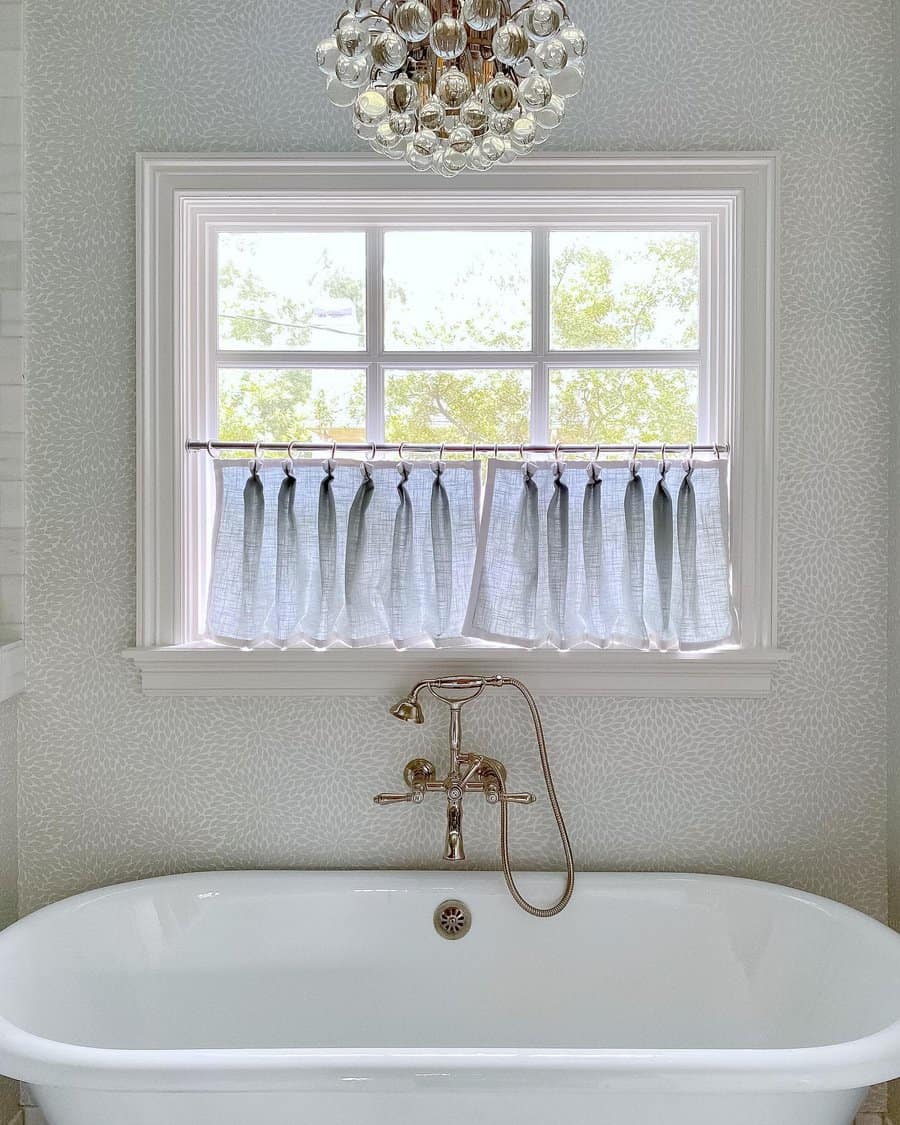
left=130, top=152, right=782, bottom=696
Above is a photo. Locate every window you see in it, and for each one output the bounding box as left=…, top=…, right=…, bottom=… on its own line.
left=214, top=226, right=701, bottom=455
left=133, top=154, right=780, bottom=695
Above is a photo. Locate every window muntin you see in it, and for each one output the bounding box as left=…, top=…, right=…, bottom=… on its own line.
left=214, top=226, right=708, bottom=453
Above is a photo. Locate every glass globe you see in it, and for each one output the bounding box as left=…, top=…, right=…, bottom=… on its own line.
left=492, top=21, right=529, bottom=64
left=406, top=143, right=434, bottom=171
left=523, top=2, right=561, bottom=40
left=535, top=37, right=568, bottom=76
left=374, top=120, right=403, bottom=150
left=433, top=150, right=462, bottom=178
left=462, top=0, right=501, bottom=31
left=436, top=67, right=470, bottom=108
left=460, top=98, right=489, bottom=131
left=498, top=139, right=517, bottom=163
left=335, top=53, right=371, bottom=87
left=551, top=65, right=584, bottom=98
left=487, top=74, right=518, bottom=113
left=478, top=134, right=506, bottom=163
left=389, top=111, right=417, bottom=136
left=354, top=87, right=389, bottom=125
left=353, top=117, right=377, bottom=139
left=393, top=0, right=433, bottom=43
left=510, top=114, right=537, bottom=150
left=371, top=31, right=408, bottom=70
left=534, top=93, right=565, bottom=128
left=448, top=125, right=476, bottom=154
left=336, top=18, right=370, bottom=57
left=412, top=128, right=441, bottom=155
left=445, top=148, right=469, bottom=171
left=316, top=36, right=340, bottom=75
left=419, top=98, right=446, bottom=131
left=467, top=145, right=493, bottom=171
left=518, top=72, right=552, bottom=110
left=386, top=75, right=418, bottom=113
left=430, top=16, right=467, bottom=60
left=559, top=25, right=588, bottom=59
left=488, top=110, right=516, bottom=135
left=326, top=76, right=360, bottom=106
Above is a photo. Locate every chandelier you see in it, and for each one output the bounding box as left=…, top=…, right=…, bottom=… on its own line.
left=316, top=1, right=587, bottom=175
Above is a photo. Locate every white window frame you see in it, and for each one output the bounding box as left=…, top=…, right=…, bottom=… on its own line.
left=129, top=152, right=783, bottom=697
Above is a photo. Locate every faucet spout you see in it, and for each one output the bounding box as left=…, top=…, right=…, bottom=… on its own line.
left=445, top=791, right=466, bottom=862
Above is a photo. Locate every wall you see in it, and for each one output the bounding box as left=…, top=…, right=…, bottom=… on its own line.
left=20, top=0, right=893, bottom=918
left=0, top=0, right=23, bottom=636
left=0, top=3, right=20, bottom=1122
left=881, top=0, right=899, bottom=1077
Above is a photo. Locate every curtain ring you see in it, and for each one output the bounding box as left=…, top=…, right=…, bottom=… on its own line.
left=331, top=440, right=338, bottom=460
left=554, top=442, right=562, bottom=460
left=519, top=442, right=526, bottom=461
left=493, top=442, right=499, bottom=459
left=398, top=441, right=408, bottom=461
left=659, top=443, right=668, bottom=476
left=593, top=442, right=601, bottom=461
left=206, top=440, right=220, bottom=460
left=287, top=441, right=301, bottom=462
left=471, top=442, right=477, bottom=461
left=366, top=441, right=377, bottom=461
left=714, top=442, right=722, bottom=460
left=438, top=442, right=446, bottom=463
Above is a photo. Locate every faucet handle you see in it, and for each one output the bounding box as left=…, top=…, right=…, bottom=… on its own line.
left=502, top=792, right=537, bottom=805
left=404, top=758, right=437, bottom=791
left=374, top=791, right=419, bottom=805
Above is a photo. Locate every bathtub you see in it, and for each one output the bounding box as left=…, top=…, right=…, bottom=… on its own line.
left=0, top=871, right=899, bottom=1125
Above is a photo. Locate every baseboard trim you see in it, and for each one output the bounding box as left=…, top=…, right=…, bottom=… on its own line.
left=22, top=1111, right=42, bottom=1125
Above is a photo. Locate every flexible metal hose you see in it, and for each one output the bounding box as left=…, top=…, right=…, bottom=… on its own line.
left=496, top=677, right=575, bottom=917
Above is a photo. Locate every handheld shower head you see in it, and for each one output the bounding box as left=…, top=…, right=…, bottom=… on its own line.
left=390, top=695, right=425, bottom=724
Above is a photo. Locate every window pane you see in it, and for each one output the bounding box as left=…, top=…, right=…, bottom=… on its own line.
left=218, top=368, right=366, bottom=448
left=385, top=369, right=531, bottom=445
left=550, top=232, right=700, bottom=350
left=549, top=368, right=699, bottom=445
left=384, top=231, right=531, bottom=352
left=218, top=232, right=366, bottom=351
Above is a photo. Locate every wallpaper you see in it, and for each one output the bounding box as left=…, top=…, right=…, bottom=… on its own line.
left=20, top=0, right=893, bottom=935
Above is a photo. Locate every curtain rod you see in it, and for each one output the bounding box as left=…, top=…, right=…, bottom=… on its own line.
left=187, top=440, right=730, bottom=457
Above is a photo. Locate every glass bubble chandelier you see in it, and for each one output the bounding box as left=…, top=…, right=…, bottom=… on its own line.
left=316, top=1, right=587, bottom=175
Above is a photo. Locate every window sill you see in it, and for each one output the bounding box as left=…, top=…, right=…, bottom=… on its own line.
left=124, top=645, right=788, bottom=698
left=0, top=639, right=25, bottom=703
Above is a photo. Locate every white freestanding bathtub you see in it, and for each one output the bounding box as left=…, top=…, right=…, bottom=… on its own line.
left=0, top=871, right=899, bottom=1125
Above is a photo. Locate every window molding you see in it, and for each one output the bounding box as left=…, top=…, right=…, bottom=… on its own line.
left=132, top=152, right=780, bottom=696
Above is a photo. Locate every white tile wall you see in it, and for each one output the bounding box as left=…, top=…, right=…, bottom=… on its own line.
left=0, top=0, right=22, bottom=649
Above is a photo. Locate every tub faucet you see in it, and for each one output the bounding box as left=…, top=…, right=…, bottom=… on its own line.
left=375, top=677, right=535, bottom=863
left=375, top=675, right=575, bottom=917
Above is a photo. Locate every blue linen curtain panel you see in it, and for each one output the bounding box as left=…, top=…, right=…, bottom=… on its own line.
left=205, top=456, right=736, bottom=652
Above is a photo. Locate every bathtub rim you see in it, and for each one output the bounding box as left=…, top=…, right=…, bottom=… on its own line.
left=0, top=869, right=899, bottom=1095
